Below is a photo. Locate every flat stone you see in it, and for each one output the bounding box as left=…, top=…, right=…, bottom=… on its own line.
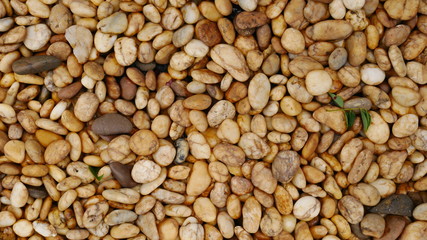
left=109, top=162, right=138, bottom=188
left=12, top=55, right=61, bottom=75
left=91, top=113, right=133, bottom=136
left=369, top=194, right=414, bottom=216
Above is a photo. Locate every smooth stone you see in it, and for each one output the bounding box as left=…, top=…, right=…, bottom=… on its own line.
left=57, top=82, right=82, bottom=99
left=12, top=55, right=61, bottom=74
left=91, top=113, right=133, bottom=135
left=350, top=224, right=370, bottom=240
left=343, top=97, right=372, bottom=113
left=369, top=194, right=414, bottom=216
left=27, top=186, right=48, bottom=199
left=377, top=215, right=408, bottom=240
left=109, top=162, right=138, bottom=188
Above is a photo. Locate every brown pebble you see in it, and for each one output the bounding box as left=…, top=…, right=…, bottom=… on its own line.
left=58, top=82, right=83, bottom=99
left=235, top=11, right=269, bottom=30
left=109, top=162, right=138, bottom=188
left=27, top=186, right=48, bottom=199
left=120, top=76, right=137, bottom=100
left=91, top=113, right=133, bottom=136
left=12, top=55, right=62, bottom=75
left=195, top=19, right=222, bottom=47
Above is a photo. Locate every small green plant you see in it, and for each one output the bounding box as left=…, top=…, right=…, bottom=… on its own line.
left=88, top=166, right=104, bottom=181
left=328, top=93, right=371, bottom=132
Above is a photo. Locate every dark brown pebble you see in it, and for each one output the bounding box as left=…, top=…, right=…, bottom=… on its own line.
left=58, top=82, right=83, bottom=99
left=120, top=76, right=137, bottom=100
left=195, top=19, right=222, bottom=47
left=91, top=113, right=133, bottom=136
left=12, top=55, right=61, bottom=74
left=27, top=186, right=48, bottom=199
left=109, top=162, right=138, bottom=188
left=377, top=215, right=410, bottom=240
left=369, top=194, right=414, bottom=216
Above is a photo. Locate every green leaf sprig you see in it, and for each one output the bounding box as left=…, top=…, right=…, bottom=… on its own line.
left=327, top=93, right=372, bottom=132
left=88, top=166, right=104, bottom=181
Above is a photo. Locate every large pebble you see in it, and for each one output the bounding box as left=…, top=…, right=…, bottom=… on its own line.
left=235, top=11, right=268, bottom=29
left=369, top=194, right=414, bottom=216
left=32, top=220, right=57, bottom=237
left=109, top=162, right=138, bottom=188
left=92, top=113, right=133, bottom=135
left=248, top=73, right=271, bottom=110
left=210, top=44, right=251, bottom=82
left=242, top=197, right=262, bottom=233
left=365, top=111, right=390, bottom=144
left=360, top=213, right=385, bottom=238
left=412, top=129, right=427, bottom=151
left=65, top=25, right=93, bottom=64
left=392, top=114, right=419, bottom=137
left=97, top=12, right=128, bottom=34
left=27, top=186, right=48, bottom=199
left=413, top=203, right=427, bottom=221
left=313, top=106, right=347, bottom=134
left=361, top=64, right=386, bottom=85
left=11, top=181, right=28, bottom=208
left=74, top=92, right=99, bottom=122
left=378, top=215, right=408, bottom=240
left=129, top=130, right=159, bottom=156
left=338, top=196, right=364, bottom=224
left=400, top=221, right=427, bottom=240
left=186, top=161, right=212, bottom=196
left=293, top=196, right=321, bottom=221
left=272, top=150, right=300, bottom=183
left=12, top=56, right=61, bottom=75
left=343, top=98, right=372, bottom=112
left=213, top=143, right=245, bottom=167
left=24, top=24, right=51, bottom=51
left=305, top=70, right=332, bottom=96
left=251, top=162, right=277, bottom=194
left=0, top=211, right=16, bottom=227
left=131, top=160, right=161, bottom=183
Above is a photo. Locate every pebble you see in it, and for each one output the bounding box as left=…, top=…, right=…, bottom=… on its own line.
left=235, top=11, right=268, bottom=29
left=369, top=194, right=414, bottom=216
left=343, top=98, right=372, bottom=112
left=27, top=185, right=48, bottom=199
left=400, top=221, right=427, bottom=240
left=131, top=160, right=161, bottom=184
left=109, top=162, right=138, bottom=188
left=91, top=113, right=133, bottom=136
left=12, top=56, right=61, bottom=75
left=360, top=213, right=385, bottom=238
left=413, top=203, right=427, bottom=221
left=313, top=106, right=347, bottom=134
left=174, top=138, right=189, bottom=164
left=186, top=161, right=212, bottom=196
left=0, top=211, right=16, bottom=227
left=58, top=82, right=83, bottom=99
left=272, top=150, right=300, bottom=183
left=377, top=215, right=408, bottom=240
left=293, top=196, right=321, bottom=221
left=210, top=44, right=251, bottom=82
left=23, top=24, right=51, bottom=51
left=65, top=25, right=93, bottom=64
left=248, top=73, right=271, bottom=110
left=305, top=70, right=333, bottom=96
left=195, top=19, right=222, bottom=47
left=97, top=12, right=128, bottom=34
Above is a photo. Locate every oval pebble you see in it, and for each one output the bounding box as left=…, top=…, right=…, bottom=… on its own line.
left=12, top=56, right=61, bottom=75
left=91, top=113, right=133, bottom=135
